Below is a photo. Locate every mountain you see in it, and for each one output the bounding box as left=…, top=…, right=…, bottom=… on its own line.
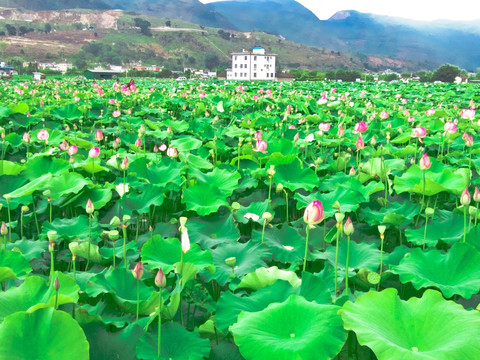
left=100, top=0, right=235, bottom=29
left=0, top=0, right=111, bottom=10
left=207, top=1, right=480, bottom=71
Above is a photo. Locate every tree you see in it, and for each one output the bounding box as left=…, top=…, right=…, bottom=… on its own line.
left=432, top=64, right=462, bottom=82
left=134, top=18, right=152, bottom=37
left=18, top=26, right=29, bottom=36
left=166, top=20, right=171, bottom=27
left=205, top=53, right=219, bottom=70
left=5, top=24, right=16, bottom=36
left=44, top=23, right=52, bottom=33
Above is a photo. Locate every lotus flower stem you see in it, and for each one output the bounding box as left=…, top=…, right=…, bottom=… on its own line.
left=91, top=158, right=95, bottom=183
left=72, top=254, right=76, bottom=283
left=112, top=240, right=116, bottom=268
left=302, top=225, right=310, bottom=272
left=86, top=215, right=92, bottom=271
left=476, top=203, right=479, bottom=227
left=378, top=234, right=385, bottom=291
left=157, top=289, right=162, bottom=359
left=261, top=219, right=267, bottom=244
left=464, top=206, right=468, bottom=243
left=122, top=225, right=128, bottom=270
left=6, top=199, right=11, bottom=243
left=334, top=225, right=340, bottom=295
left=3, top=235, right=6, bottom=252
left=135, top=216, right=140, bottom=242
left=268, top=177, right=272, bottom=203
left=284, top=189, right=289, bottom=223
left=31, top=195, right=40, bottom=237
left=136, top=278, right=140, bottom=324
left=423, top=213, right=429, bottom=250
left=20, top=211, right=23, bottom=239
left=345, top=235, right=351, bottom=296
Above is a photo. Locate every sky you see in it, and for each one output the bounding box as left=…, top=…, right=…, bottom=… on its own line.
left=200, top=0, right=480, bottom=22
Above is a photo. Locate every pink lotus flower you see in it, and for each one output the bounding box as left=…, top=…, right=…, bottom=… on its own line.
left=344, top=217, right=354, bottom=236
left=109, top=98, right=115, bottom=105
left=337, top=123, right=344, bottom=138
left=89, top=147, right=100, bottom=158
left=155, top=268, right=166, bottom=288
left=303, top=200, right=325, bottom=226
left=23, top=132, right=30, bottom=143
left=356, top=134, right=365, bottom=150
left=86, top=199, right=94, bottom=214
left=254, top=132, right=262, bottom=141
left=120, top=156, right=129, bottom=170
left=419, top=153, right=431, bottom=170
left=380, top=111, right=389, bottom=119
left=135, top=138, right=142, bottom=148
left=252, top=95, right=259, bottom=101
left=408, top=116, right=415, bottom=123
left=349, top=166, right=356, bottom=176
left=37, top=129, right=49, bottom=142
left=412, top=126, right=427, bottom=139
left=474, top=187, right=480, bottom=203
left=112, top=110, right=121, bottom=118
left=1, top=221, right=7, bottom=235
left=59, top=140, right=69, bottom=151
left=166, top=147, right=178, bottom=158
left=443, top=121, right=457, bottom=135
left=463, top=133, right=473, bottom=147
left=95, top=130, right=103, bottom=141
left=254, top=140, right=267, bottom=153
left=425, top=109, right=436, bottom=116
left=288, top=124, right=296, bottom=130
left=132, top=262, right=144, bottom=280
left=460, top=188, right=471, bottom=206
left=354, top=122, right=368, bottom=133
left=460, top=109, right=475, bottom=120
left=159, top=144, right=167, bottom=151
left=318, top=122, right=330, bottom=132
left=68, top=145, right=78, bottom=155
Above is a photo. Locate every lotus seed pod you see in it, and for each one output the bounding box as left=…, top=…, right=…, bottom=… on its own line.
left=367, top=272, right=381, bottom=285
left=110, top=216, right=121, bottom=227
left=225, top=257, right=236, bottom=268
left=47, top=230, right=57, bottom=242
left=262, top=212, right=273, bottom=222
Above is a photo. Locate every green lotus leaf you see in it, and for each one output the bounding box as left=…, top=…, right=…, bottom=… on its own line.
left=202, top=240, right=269, bottom=286
left=4, top=173, right=51, bottom=199
left=252, top=225, right=305, bottom=263
left=0, top=250, right=31, bottom=282
left=340, top=288, right=480, bottom=360
left=51, top=103, right=83, bottom=120
left=313, top=241, right=381, bottom=272
left=74, top=159, right=107, bottom=175
left=359, top=201, right=421, bottom=226
left=136, top=321, right=211, bottom=360
left=43, top=172, right=89, bottom=201
left=9, top=102, right=29, bottom=114
left=237, top=266, right=300, bottom=290
left=41, top=215, right=101, bottom=242
left=125, top=184, right=165, bottom=214
left=0, top=160, right=25, bottom=176
left=191, top=167, right=241, bottom=197
left=405, top=212, right=464, bottom=247
left=395, top=243, right=480, bottom=299
left=73, top=241, right=103, bottom=264
left=23, top=156, right=70, bottom=179
left=187, top=213, right=240, bottom=249
left=170, top=136, right=203, bottom=152
left=357, top=158, right=406, bottom=183
left=0, top=272, right=79, bottom=321
left=0, top=105, right=11, bottom=119
left=63, top=186, right=112, bottom=210
left=86, top=267, right=160, bottom=315
left=273, top=160, right=318, bottom=191
left=0, top=175, right=29, bottom=209
left=6, top=238, right=48, bottom=261
left=141, top=235, right=214, bottom=274
left=129, top=157, right=183, bottom=188
left=182, top=182, right=229, bottom=216
left=231, top=295, right=346, bottom=360
left=234, top=199, right=274, bottom=224
left=0, top=307, right=89, bottom=360
left=184, top=153, right=213, bottom=170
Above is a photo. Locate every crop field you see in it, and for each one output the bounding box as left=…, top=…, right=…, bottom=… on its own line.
left=1, top=77, right=480, bottom=359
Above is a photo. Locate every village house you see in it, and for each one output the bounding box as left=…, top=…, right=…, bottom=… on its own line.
left=226, top=46, right=277, bottom=81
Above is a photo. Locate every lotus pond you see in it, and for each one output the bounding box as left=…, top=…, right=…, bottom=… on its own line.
left=1, top=78, right=480, bottom=360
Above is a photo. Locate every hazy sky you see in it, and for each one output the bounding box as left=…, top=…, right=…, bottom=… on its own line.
left=200, top=0, right=480, bottom=22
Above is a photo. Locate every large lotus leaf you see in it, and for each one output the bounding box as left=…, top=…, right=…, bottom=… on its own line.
left=141, top=235, right=214, bottom=274
left=0, top=160, right=25, bottom=176
left=63, top=186, right=113, bottom=210
left=183, top=153, right=213, bottom=170
left=313, top=241, right=381, bottom=272
left=136, top=321, right=211, bottom=360
left=395, top=243, right=480, bottom=299
left=51, top=103, right=83, bottom=120
left=73, top=241, right=103, bottom=264
left=129, top=157, right=183, bottom=188
left=41, top=215, right=101, bottom=242
left=231, top=295, right=346, bottom=360
left=191, top=167, right=241, bottom=197
left=318, top=172, right=382, bottom=198
left=0, top=272, right=79, bottom=321
left=170, top=136, right=203, bottom=152
left=394, top=164, right=470, bottom=196
left=187, top=213, right=240, bottom=248
left=295, top=186, right=367, bottom=218
left=237, top=267, right=300, bottom=290
left=234, top=200, right=274, bottom=225
left=0, top=250, right=31, bottom=282
left=357, top=158, right=406, bottom=183
left=182, top=182, right=229, bottom=216
left=405, top=212, right=464, bottom=247
left=125, top=184, right=165, bottom=214
left=340, top=288, right=480, bottom=360
left=43, top=172, right=89, bottom=201
left=23, top=156, right=70, bottom=179
left=359, top=201, right=421, bottom=226
left=0, top=307, right=89, bottom=360
left=4, top=173, right=51, bottom=199
left=86, top=267, right=160, bottom=315
left=0, top=175, right=29, bottom=209
left=6, top=238, right=48, bottom=261
left=252, top=225, right=305, bottom=264
left=273, top=160, right=318, bottom=191
left=203, top=240, right=269, bottom=286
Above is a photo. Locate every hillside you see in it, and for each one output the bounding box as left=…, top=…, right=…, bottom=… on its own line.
left=0, top=0, right=110, bottom=10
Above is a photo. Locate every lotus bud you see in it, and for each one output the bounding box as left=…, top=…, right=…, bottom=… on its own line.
left=120, top=156, right=129, bottom=171
left=474, top=187, right=480, bottom=203
left=95, top=129, right=104, bottom=141
left=461, top=188, right=471, bottom=206
left=54, top=277, right=60, bottom=291
left=138, top=124, right=146, bottom=137
left=370, top=136, right=376, bottom=146
left=419, top=153, right=431, bottom=170
left=132, top=262, right=144, bottom=280
left=48, top=241, right=55, bottom=252
left=349, top=166, right=356, bottom=176
left=332, top=201, right=341, bottom=210
left=86, top=199, right=94, bottom=215
left=166, top=126, right=172, bottom=135
left=225, top=257, right=236, bottom=268
left=23, top=132, right=30, bottom=143
left=47, top=230, right=57, bottom=242
left=166, top=147, right=178, bottom=158
left=0, top=221, right=7, bottom=236
left=89, top=147, right=100, bottom=158
left=153, top=145, right=159, bottom=153
left=155, top=268, right=167, bottom=288
left=68, top=145, right=78, bottom=155
left=303, top=200, right=325, bottom=227
left=21, top=205, right=29, bottom=214
left=356, top=134, right=365, bottom=150
left=110, top=216, right=121, bottom=227
left=344, top=217, right=354, bottom=236
left=181, top=229, right=190, bottom=253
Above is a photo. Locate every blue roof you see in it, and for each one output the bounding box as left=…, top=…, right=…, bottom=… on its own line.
left=253, top=46, right=263, bottom=49
left=0, top=66, right=14, bottom=70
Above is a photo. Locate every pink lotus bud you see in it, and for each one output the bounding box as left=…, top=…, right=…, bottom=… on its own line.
left=89, top=147, right=100, bottom=158
left=425, top=109, right=436, bottom=116
left=370, top=136, right=376, bottom=146
left=349, top=166, right=356, bottom=176
left=109, top=98, right=115, bottom=105
left=59, top=140, right=69, bottom=151
left=95, top=130, right=104, bottom=141
left=380, top=111, right=389, bottom=119
left=132, top=262, right=144, bottom=280
left=344, top=217, right=354, bottom=236
left=444, top=121, right=457, bottom=134
left=155, top=268, right=166, bottom=288
left=23, top=132, right=30, bottom=143
left=54, top=277, right=60, bottom=291
left=303, top=200, right=325, bottom=226
left=461, top=188, right=471, bottom=206
left=37, top=129, right=49, bottom=141
left=138, top=124, right=146, bottom=137
left=408, top=116, right=415, bottom=123
left=181, top=229, right=190, bottom=253
left=412, top=127, right=426, bottom=138
left=419, top=153, right=432, bottom=170
left=0, top=221, right=7, bottom=236
left=153, top=145, right=159, bottom=153
left=166, top=147, right=178, bottom=158
left=254, top=132, right=262, bottom=141
left=474, top=187, right=480, bottom=203
left=356, top=134, right=365, bottom=150
left=354, top=122, right=368, bottom=133
left=294, top=133, right=299, bottom=141
left=159, top=144, right=167, bottom=151
left=166, top=126, right=172, bottom=135
left=69, top=155, right=75, bottom=164
left=86, top=199, right=94, bottom=215
left=68, top=145, right=78, bottom=155
left=120, top=156, right=129, bottom=170
left=135, top=138, right=142, bottom=148
left=318, top=122, right=330, bottom=132
left=254, top=140, right=268, bottom=153
left=112, top=110, right=121, bottom=118
left=288, top=124, right=296, bottom=129
left=337, top=123, right=344, bottom=138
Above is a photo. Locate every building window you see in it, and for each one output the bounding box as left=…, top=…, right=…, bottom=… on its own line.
left=235, top=56, right=237, bottom=60
left=240, top=64, right=243, bottom=68
left=254, top=56, right=257, bottom=61
left=266, top=73, right=269, bottom=78
left=254, top=73, right=257, bottom=78
left=245, top=64, right=247, bottom=69
left=235, top=64, right=237, bottom=68
left=245, top=56, right=247, bottom=60
left=235, top=73, right=237, bottom=77
left=271, top=73, right=274, bottom=78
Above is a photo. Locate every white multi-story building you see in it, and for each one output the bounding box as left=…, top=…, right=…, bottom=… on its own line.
left=226, top=47, right=276, bottom=81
